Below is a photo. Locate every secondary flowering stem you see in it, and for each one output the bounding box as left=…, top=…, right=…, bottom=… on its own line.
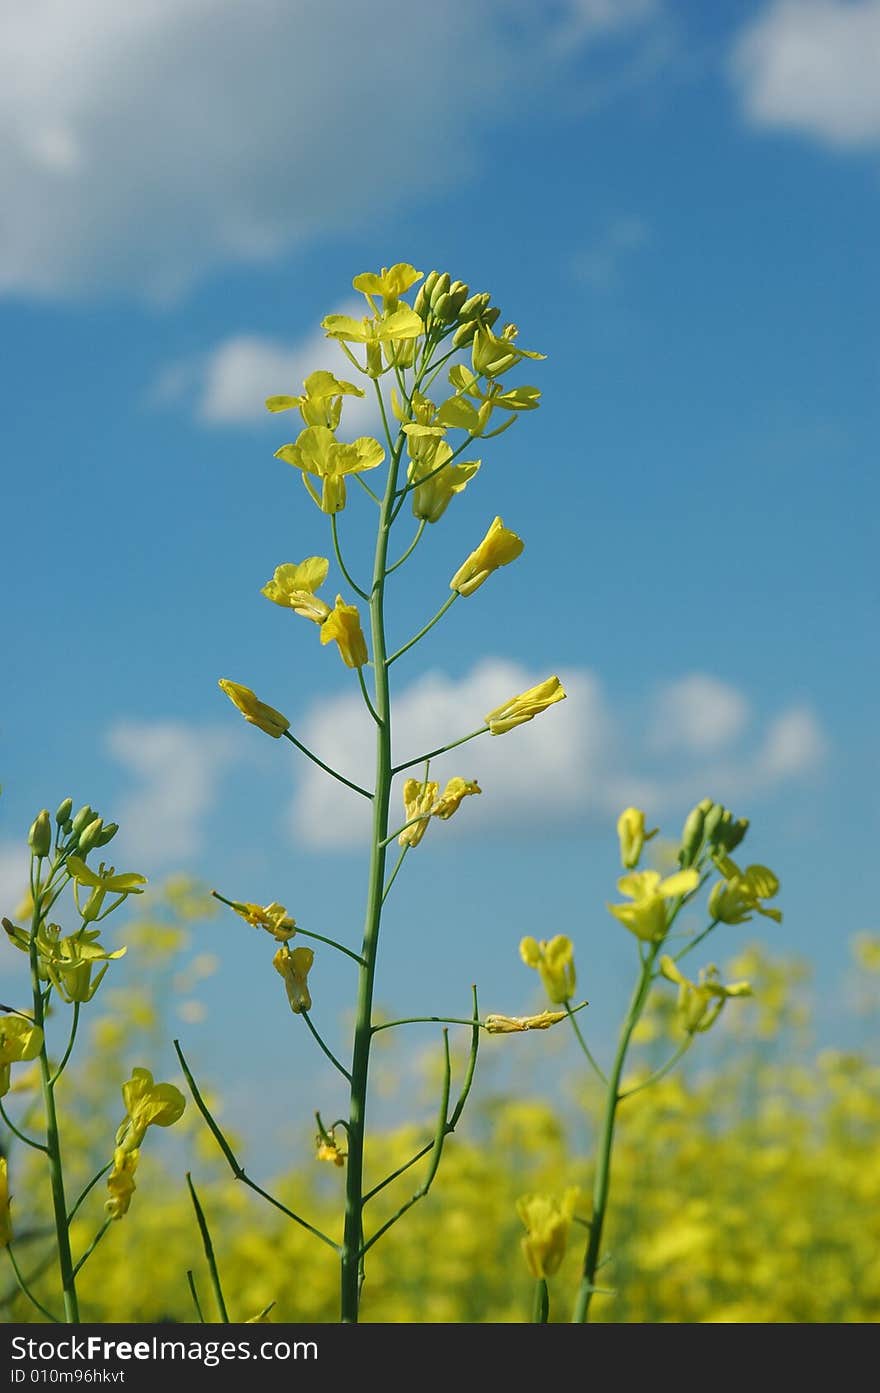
left=391, top=726, right=488, bottom=776
left=386, top=592, right=458, bottom=666
left=282, top=730, right=373, bottom=801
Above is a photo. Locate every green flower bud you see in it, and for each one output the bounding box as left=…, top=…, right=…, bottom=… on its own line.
left=429, top=271, right=451, bottom=306
left=679, top=805, right=706, bottom=867
left=71, top=805, right=95, bottom=836
left=28, top=810, right=52, bottom=858
left=702, top=803, right=725, bottom=843
left=433, top=292, right=458, bottom=323
left=94, top=822, right=119, bottom=847
left=55, top=798, right=73, bottom=826
left=717, top=816, right=750, bottom=854
left=77, top=817, right=104, bottom=854
left=458, top=291, right=491, bottom=321
left=452, top=320, right=478, bottom=349
left=482, top=306, right=501, bottom=329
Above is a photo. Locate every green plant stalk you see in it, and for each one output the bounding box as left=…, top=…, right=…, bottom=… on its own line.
left=28, top=864, right=79, bottom=1323
left=573, top=948, right=656, bottom=1324
left=339, top=390, right=406, bottom=1324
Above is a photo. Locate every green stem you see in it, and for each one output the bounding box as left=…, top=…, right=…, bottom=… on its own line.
left=71, top=1217, right=112, bottom=1279
left=174, top=1040, right=338, bottom=1252
left=67, top=1163, right=112, bottom=1224
left=358, top=667, right=382, bottom=726
left=672, top=919, right=720, bottom=964
left=371, top=1014, right=488, bottom=1034
left=381, top=845, right=409, bottom=904
left=340, top=384, right=404, bottom=1325
left=565, top=1000, right=607, bottom=1086
left=618, top=1038, right=692, bottom=1101
left=573, top=951, right=655, bottom=1324
left=391, top=726, right=488, bottom=776
left=49, top=1003, right=80, bottom=1087
left=187, top=1270, right=206, bottom=1323
left=5, top=1245, right=61, bottom=1323
left=387, top=592, right=458, bottom=666
left=29, top=870, right=79, bottom=1323
left=186, top=1173, right=229, bottom=1324
left=283, top=730, right=373, bottom=801
left=354, top=475, right=382, bottom=505
left=211, top=892, right=366, bottom=966
left=0, top=1097, right=48, bottom=1153
left=385, top=520, right=426, bottom=576
left=533, top=1278, right=550, bottom=1324
left=301, top=1010, right=352, bottom=1082
left=330, top=513, right=369, bottom=601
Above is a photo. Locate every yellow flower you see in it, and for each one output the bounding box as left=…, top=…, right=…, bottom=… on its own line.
left=106, top=1147, right=138, bottom=1220
left=410, top=447, right=481, bottom=525
left=273, top=945, right=314, bottom=1014
left=316, top=1134, right=346, bottom=1167
left=42, top=926, right=128, bottom=1004
left=398, top=778, right=439, bottom=849
left=516, top=1188, right=579, bottom=1278
left=519, top=935, right=576, bottom=1004
left=0, top=1158, right=11, bottom=1246
left=352, top=263, right=423, bottom=307
left=0, top=1014, right=44, bottom=1098
left=659, top=956, right=752, bottom=1034
left=485, top=676, right=566, bottom=735
left=218, top=679, right=289, bottom=738
left=441, top=365, right=541, bottom=435
left=450, top=517, right=524, bottom=596
left=231, top=900, right=296, bottom=942
left=472, top=324, right=546, bottom=379
left=261, top=557, right=332, bottom=624
left=265, top=370, right=364, bottom=428
left=322, top=306, right=424, bottom=377
left=708, top=863, right=782, bottom=925
left=608, top=869, right=700, bottom=943
left=484, top=1010, right=567, bottom=1033
left=617, top=808, right=658, bottom=870
left=320, top=595, right=369, bottom=668
left=431, top=777, right=481, bottom=820
left=67, top=856, right=146, bottom=922
left=116, top=1068, right=186, bottom=1153
left=275, top=425, right=385, bottom=514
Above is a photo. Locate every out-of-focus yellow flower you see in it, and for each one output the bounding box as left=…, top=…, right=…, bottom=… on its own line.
left=516, top=1188, right=579, bottom=1278
left=116, top=1068, right=186, bottom=1153
left=431, top=777, right=481, bottom=820
left=261, top=558, right=332, bottom=624
left=352, top=263, right=423, bottom=307
left=472, top=325, right=546, bottom=379
left=398, top=778, right=439, bottom=848
left=617, top=808, right=658, bottom=870
left=106, top=1147, right=138, bottom=1220
left=316, top=1134, right=346, bottom=1167
left=0, top=1014, right=44, bottom=1097
left=276, top=425, right=385, bottom=514
left=519, top=935, right=576, bottom=1004
left=0, top=1157, right=11, bottom=1246
left=231, top=900, right=297, bottom=942
left=265, top=370, right=365, bottom=428
left=218, top=680, right=289, bottom=738
left=320, top=596, right=369, bottom=669
left=273, top=945, right=314, bottom=1014
left=853, top=933, right=880, bottom=973
left=709, top=864, right=782, bottom=925
left=608, top=869, right=700, bottom=943
left=450, top=517, right=524, bottom=596
left=484, top=1010, right=567, bottom=1033
left=659, top=956, right=752, bottom=1034
left=485, top=676, right=566, bottom=735
left=410, top=448, right=481, bottom=524
left=43, top=927, right=127, bottom=1004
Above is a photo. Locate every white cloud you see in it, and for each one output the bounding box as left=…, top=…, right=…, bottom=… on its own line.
left=105, top=720, right=240, bottom=864
left=0, top=0, right=662, bottom=301
left=288, top=659, right=827, bottom=848
left=731, top=0, right=880, bottom=149
left=0, top=843, right=30, bottom=921
left=649, top=673, right=750, bottom=754
left=572, top=215, right=648, bottom=289
left=152, top=305, right=380, bottom=432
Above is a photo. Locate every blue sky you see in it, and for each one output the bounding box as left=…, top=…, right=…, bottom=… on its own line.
left=2, top=1, right=878, bottom=1148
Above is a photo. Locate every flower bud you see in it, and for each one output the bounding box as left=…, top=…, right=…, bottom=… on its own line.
left=452, top=320, right=478, bottom=349
left=458, top=291, right=491, bottom=321
left=702, top=802, right=725, bottom=843
left=94, top=822, right=119, bottom=847
left=71, top=805, right=95, bottom=836
left=716, top=816, right=749, bottom=853
left=28, top=810, right=52, bottom=858
left=429, top=271, right=451, bottom=306
left=679, top=804, right=706, bottom=867
left=77, top=818, right=104, bottom=854
left=414, top=270, right=440, bottom=318
left=55, top=798, right=73, bottom=826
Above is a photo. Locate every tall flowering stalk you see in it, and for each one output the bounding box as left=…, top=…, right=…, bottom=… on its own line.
left=516, top=799, right=781, bottom=1322
left=1, top=800, right=185, bottom=1322
left=196, top=263, right=575, bottom=1322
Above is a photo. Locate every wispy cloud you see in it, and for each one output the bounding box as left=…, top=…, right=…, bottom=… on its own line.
left=287, top=658, right=826, bottom=849
left=0, top=0, right=662, bottom=302
left=572, top=215, right=649, bottom=289
left=731, top=0, right=880, bottom=149
left=105, top=720, right=240, bottom=865
left=150, top=306, right=379, bottom=432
